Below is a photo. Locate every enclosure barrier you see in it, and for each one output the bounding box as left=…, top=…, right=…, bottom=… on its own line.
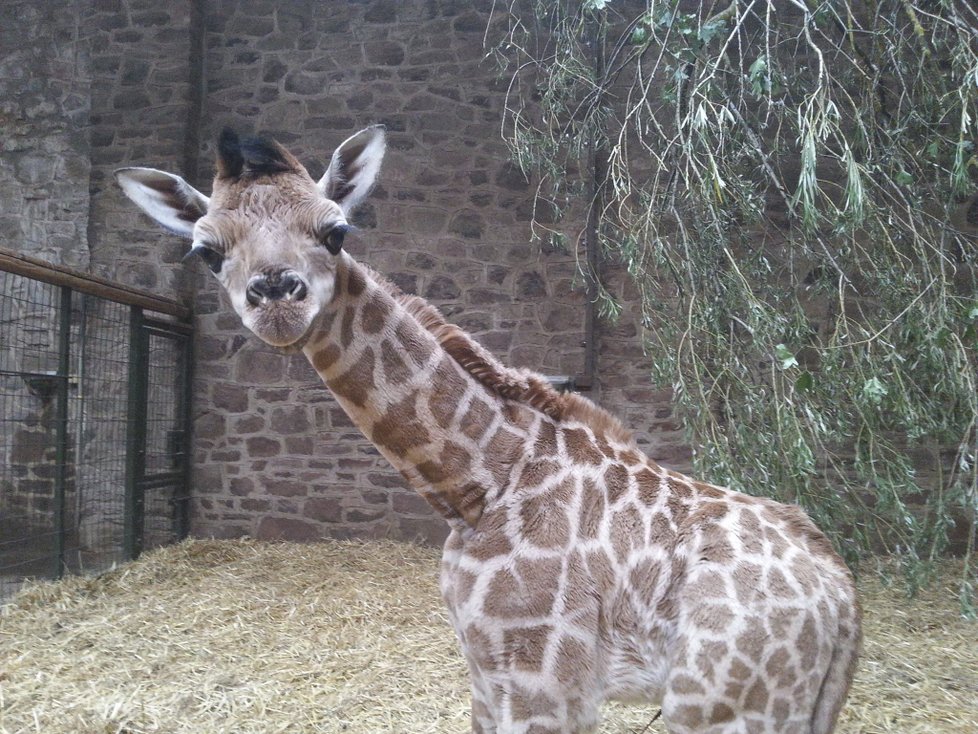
left=0, top=248, right=193, bottom=601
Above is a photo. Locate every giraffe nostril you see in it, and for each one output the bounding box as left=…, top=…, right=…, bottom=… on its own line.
left=288, top=277, right=307, bottom=301
left=247, top=273, right=305, bottom=304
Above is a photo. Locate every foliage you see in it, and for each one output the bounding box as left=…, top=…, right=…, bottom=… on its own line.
left=491, top=0, right=978, bottom=608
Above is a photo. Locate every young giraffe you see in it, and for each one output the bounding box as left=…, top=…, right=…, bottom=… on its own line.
left=116, top=126, right=860, bottom=734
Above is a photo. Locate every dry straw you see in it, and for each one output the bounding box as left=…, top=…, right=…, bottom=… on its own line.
left=1, top=539, right=975, bottom=733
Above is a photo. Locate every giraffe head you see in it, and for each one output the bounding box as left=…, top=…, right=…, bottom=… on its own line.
left=115, top=126, right=386, bottom=348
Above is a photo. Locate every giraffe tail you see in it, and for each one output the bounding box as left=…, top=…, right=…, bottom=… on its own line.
left=810, top=600, right=862, bottom=734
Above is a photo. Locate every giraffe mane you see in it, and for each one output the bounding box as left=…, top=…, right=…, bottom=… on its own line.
left=365, top=266, right=635, bottom=447
left=217, top=128, right=301, bottom=179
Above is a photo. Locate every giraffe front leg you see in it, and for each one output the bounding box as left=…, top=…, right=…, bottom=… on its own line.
left=468, top=668, right=498, bottom=734
left=490, top=679, right=602, bottom=734
left=463, top=639, right=601, bottom=733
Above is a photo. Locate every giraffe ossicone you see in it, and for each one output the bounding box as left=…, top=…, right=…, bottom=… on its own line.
left=116, top=126, right=860, bottom=734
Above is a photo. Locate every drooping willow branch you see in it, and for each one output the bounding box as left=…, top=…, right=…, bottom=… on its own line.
left=490, top=0, right=978, bottom=608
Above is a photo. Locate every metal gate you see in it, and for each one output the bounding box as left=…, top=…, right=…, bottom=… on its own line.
left=0, top=248, right=193, bottom=601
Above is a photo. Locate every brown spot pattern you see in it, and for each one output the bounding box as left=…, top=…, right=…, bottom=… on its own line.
left=555, top=636, right=591, bottom=686
left=744, top=678, right=770, bottom=712
left=610, top=505, right=642, bottom=564
left=461, top=398, right=493, bottom=441
left=329, top=346, right=375, bottom=407
left=486, top=427, right=524, bottom=485
left=417, top=441, right=471, bottom=486
left=635, top=468, right=661, bottom=506
left=520, top=493, right=570, bottom=549
left=509, top=689, right=557, bottom=722
left=345, top=265, right=367, bottom=297
left=576, top=479, right=604, bottom=541
left=467, top=510, right=513, bottom=561
left=503, top=624, right=552, bottom=671
left=360, top=292, right=391, bottom=334
left=533, top=420, right=558, bottom=456
left=395, top=316, right=434, bottom=367
left=340, top=304, right=356, bottom=348
left=517, top=460, right=561, bottom=489
left=311, top=343, right=340, bottom=372
left=429, top=356, right=467, bottom=425
left=380, top=340, right=411, bottom=385
left=563, top=427, right=604, bottom=466
left=371, top=394, right=430, bottom=457
left=484, top=558, right=559, bottom=618
left=709, top=702, right=735, bottom=724
left=603, top=463, right=629, bottom=504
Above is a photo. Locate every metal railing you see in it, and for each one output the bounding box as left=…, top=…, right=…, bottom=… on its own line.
left=0, top=248, right=193, bottom=601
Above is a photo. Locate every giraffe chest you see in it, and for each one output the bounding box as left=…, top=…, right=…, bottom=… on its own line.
left=438, top=525, right=678, bottom=705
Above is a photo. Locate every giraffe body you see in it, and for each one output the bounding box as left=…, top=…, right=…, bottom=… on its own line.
left=116, top=126, right=860, bottom=734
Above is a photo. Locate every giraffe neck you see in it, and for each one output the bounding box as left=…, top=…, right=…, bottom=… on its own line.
left=301, top=255, right=534, bottom=528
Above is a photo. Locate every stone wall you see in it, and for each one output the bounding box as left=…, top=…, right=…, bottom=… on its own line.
left=0, top=0, right=91, bottom=269
left=2, top=0, right=687, bottom=547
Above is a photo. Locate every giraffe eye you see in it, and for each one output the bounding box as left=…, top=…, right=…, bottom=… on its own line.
left=319, top=224, right=348, bottom=255
left=188, top=244, right=224, bottom=274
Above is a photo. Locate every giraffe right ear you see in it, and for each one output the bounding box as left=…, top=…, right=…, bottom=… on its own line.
left=114, top=167, right=210, bottom=238
left=318, top=125, right=386, bottom=215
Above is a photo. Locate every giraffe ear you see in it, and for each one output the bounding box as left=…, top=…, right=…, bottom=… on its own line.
left=318, top=125, right=386, bottom=215
left=114, top=167, right=209, bottom=238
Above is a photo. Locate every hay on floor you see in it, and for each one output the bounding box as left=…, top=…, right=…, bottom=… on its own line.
left=0, top=539, right=975, bottom=733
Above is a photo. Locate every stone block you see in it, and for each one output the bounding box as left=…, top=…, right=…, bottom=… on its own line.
left=346, top=507, right=386, bottom=523
left=270, top=406, right=310, bottom=434
left=516, top=270, right=546, bottom=299
left=264, top=477, right=307, bottom=497
left=397, top=516, right=449, bottom=545
left=365, top=40, right=405, bottom=66
left=236, top=351, right=288, bottom=384
left=212, top=383, right=250, bottom=413
left=246, top=436, right=281, bottom=458
left=424, top=274, right=460, bottom=300
left=233, top=415, right=265, bottom=434
left=367, top=471, right=405, bottom=489
left=392, top=491, right=434, bottom=516
left=304, top=496, right=343, bottom=523
left=257, top=516, right=321, bottom=541
left=448, top=209, right=484, bottom=238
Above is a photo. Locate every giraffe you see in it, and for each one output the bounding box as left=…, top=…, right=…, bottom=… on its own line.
left=115, top=125, right=861, bottom=734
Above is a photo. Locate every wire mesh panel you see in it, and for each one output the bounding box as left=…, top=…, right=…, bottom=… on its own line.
left=0, top=272, right=72, bottom=598
left=0, top=254, right=192, bottom=602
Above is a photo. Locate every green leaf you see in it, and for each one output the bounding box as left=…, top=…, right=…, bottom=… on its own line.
left=630, top=26, right=649, bottom=45
left=748, top=55, right=768, bottom=96
left=698, top=18, right=727, bottom=44
left=862, top=377, right=888, bottom=404
left=775, top=343, right=798, bottom=369
left=795, top=372, right=814, bottom=392
left=894, top=168, right=914, bottom=186
left=968, top=305, right=978, bottom=320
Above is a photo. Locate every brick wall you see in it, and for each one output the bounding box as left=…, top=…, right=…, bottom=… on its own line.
left=2, top=0, right=688, bottom=547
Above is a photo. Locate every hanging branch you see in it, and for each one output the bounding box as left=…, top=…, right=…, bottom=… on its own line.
left=490, top=0, right=978, bottom=609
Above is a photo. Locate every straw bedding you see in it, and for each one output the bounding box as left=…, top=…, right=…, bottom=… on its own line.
left=1, top=538, right=975, bottom=734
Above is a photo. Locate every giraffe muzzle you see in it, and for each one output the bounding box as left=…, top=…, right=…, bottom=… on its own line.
left=246, top=272, right=308, bottom=306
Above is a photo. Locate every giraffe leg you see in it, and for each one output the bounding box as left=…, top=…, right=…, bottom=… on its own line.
left=491, top=681, right=601, bottom=734
left=468, top=666, right=498, bottom=733
left=465, top=659, right=600, bottom=733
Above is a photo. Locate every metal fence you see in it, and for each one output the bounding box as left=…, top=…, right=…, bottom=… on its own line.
left=0, top=248, right=193, bottom=601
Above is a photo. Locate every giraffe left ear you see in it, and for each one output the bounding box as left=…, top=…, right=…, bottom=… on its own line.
left=115, top=167, right=209, bottom=238
left=318, top=125, right=386, bottom=215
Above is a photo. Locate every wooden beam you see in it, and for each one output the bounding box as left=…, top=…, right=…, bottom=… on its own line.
left=0, top=247, right=191, bottom=321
